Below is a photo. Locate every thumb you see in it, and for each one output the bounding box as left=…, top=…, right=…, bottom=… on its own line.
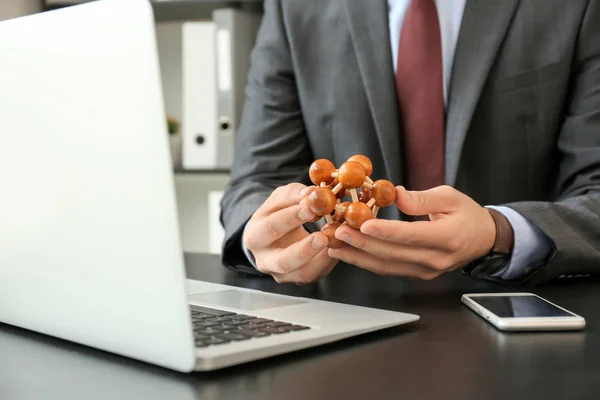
left=395, top=185, right=459, bottom=216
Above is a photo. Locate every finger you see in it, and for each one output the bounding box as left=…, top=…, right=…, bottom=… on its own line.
left=272, top=248, right=337, bottom=284
left=263, top=232, right=329, bottom=275
left=359, top=218, right=456, bottom=249
left=335, top=225, right=454, bottom=270
left=246, top=203, right=316, bottom=249
left=316, top=259, right=338, bottom=280
left=257, top=183, right=316, bottom=217
left=327, top=246, right=439, bottom=280
left=395, top=185, right=463, bottom=216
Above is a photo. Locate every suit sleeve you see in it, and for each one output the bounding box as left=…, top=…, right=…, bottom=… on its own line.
left=503, top=0, right=600, bottom=284
left=219, top=0, right=313, bottom=273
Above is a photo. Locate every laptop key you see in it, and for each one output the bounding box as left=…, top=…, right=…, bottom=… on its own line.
left=215, top=333, right=251, bottom=341
left=237, top=329, right=271, bottom=338
left=195, top=342, right=210, bottom=348
left=238, top=323, right=265, bottom=330
left=189, top=306, right=236, bottom=316
left=217, top=324, right=239, bottom=331
left=191, top=312, right=214, bottom=319
left=200, top=338, right=230, bottom=346
left=259, top=327, right=290, bottom=335
left=194, top=334, right=210, bottom=340
left=246, top=318, right=273, bottom=324
left=214, top=316, right=236, bottom=322
left=206, top=325, right=232, bottom=333
left=194, top=321, right=222, bottom=329
left=232, top=315, right=254, bottom=321
left=229, top=320, right=251, bottom=326
left=195, top=328, right=221, bottom=336
left=263, top=321, right=292, bottom=328
left=202, top=317, right=224, bottom=323
left=284, top=325, right=310, bottom=331
left=192, top=314, right=213, bottom=322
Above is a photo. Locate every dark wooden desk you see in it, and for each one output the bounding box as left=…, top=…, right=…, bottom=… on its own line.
left=1, top=253, right=599, bottom=400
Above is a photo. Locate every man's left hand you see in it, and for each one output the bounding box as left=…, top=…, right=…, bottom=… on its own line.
left=327, top=185, right=497, bottom=280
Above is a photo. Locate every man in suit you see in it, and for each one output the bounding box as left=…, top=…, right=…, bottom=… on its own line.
left=220, top=0, right=600, bottom=284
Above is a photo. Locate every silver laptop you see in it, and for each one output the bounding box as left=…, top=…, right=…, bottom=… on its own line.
left=0, top=0, right=418, bottom=372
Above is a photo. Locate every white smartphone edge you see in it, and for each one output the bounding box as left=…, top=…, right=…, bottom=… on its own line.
left=461, top=292, right=586, bottom=332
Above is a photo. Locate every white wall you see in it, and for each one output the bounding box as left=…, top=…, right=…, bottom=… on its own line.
left=0, top=0, right=41, bottom=21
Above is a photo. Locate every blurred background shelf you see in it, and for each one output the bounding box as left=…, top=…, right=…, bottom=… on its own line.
left=174, top=173, right=229, bottom=254
left=43, top=0, right=263, bottom=20
left=174, top=168, right=230, bottom=174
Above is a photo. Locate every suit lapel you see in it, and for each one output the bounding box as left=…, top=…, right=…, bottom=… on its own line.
left=343, top=0, right=401, bottom=184
left=445, top=0, right=520, bottom=185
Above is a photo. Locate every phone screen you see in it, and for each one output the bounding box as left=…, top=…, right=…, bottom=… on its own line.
left=470, top=295, right=574, bottom=318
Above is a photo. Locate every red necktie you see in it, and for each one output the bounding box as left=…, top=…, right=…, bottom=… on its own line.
left=396, top=0, right=445, bottom=191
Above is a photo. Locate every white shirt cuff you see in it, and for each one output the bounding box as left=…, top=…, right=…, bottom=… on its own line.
left=486, top=205, right=554, bottom=280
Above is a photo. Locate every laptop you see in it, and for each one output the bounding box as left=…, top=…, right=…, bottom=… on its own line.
left=0, top=0, right=419, bottom=372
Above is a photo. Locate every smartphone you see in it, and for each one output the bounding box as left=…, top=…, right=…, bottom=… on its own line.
left=461, top=293, right=586, bottom=331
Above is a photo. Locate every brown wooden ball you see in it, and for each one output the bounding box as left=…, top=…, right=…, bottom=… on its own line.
left=321, top=222, right=345, bottom=249
left=358, top=187, right=374, bottom=203
left=300, top=195, right=322, bottom=222
left=348, top=155, right=373, bottom=177
left=338, top=161, right=366, bottom=189
left=329, top=178, right=345, bottom=199
left=373, top=179, right=396, bottom=207
left=345, top=202, right=372, bottom=229
left=308, top=187, right=337, bottom=216
left=333, top=201, right=350, bottom=223
left=309, top=159, right=336, bottom=186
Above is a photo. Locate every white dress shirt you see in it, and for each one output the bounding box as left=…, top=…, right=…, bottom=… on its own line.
left=389, top=0, right=466, bottom=105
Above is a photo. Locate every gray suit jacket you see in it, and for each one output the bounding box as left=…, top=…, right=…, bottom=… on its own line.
left=220, top=0, right=600, bottom=284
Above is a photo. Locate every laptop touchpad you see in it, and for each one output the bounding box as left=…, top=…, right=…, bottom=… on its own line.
left=188, top=290, right=307, bottom=311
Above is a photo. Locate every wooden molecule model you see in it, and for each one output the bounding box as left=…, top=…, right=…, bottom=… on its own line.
left=304, top=155, right=397, bottom=248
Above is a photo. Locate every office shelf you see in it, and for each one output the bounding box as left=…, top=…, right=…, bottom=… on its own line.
left=43, top=1, right=264, bottom=20
left=44, top=0, right=262, bottom=21
left=174, top=168, right=230, bottom=175
left=45, top=0, right=261, bottom=5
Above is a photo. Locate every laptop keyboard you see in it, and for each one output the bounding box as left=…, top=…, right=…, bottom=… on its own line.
left=190, top=305, right=310, bottom=348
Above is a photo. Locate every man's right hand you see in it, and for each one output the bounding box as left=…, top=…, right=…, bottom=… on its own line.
left=243, top=183, right=338, bottom=284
